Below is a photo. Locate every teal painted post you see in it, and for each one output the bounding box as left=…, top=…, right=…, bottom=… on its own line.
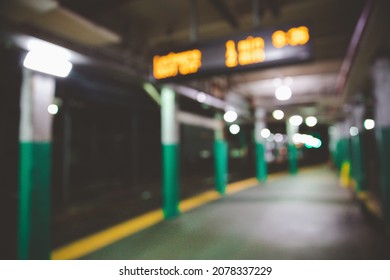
left=18, top=70, right=55, bottom=259
left=286, top=119, right=299, bottom=174
left=161, top=87, right=180, bottom=219
left=376, top=128, right=390, bottom=225
left=214, top=140, right=227, bottom=194
left=351, top=133, right=365, bottom=192
left=255, top=143, right=267, bottom=181
left=287, top=144, right=298, bottom=174
left=372, top=56, right=390, bottom=226
left=255, top=108, right=267, bottom=181
left=214, top=113, right=227, bottom=194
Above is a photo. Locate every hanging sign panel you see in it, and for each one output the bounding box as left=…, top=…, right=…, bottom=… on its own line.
left=152, top=23, right=312, bottom=80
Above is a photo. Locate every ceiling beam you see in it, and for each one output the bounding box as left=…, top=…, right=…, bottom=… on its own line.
left=61, top=0, right=136, bottom=18
left=336, top=0, right=375, bottom=94
left=208, top=0, right=239, bottom=29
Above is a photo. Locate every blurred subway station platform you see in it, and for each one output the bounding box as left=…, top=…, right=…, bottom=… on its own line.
left=0, top=0, right=390, bottom=259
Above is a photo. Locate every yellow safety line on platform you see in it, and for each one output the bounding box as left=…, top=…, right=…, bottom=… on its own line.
left=356, top=190, right=382, bottom=219
left=52, top=168, right=305, bottom=260
left=179, top=190, right=221, bottom=213
left=226, top=178, right=259, bottom=194
left=51, top=209, right=164, bottom=260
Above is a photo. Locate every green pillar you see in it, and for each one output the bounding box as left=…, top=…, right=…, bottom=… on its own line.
left=214, top=113, right=227, bottom=194
left=286, top=119, right=299, bottom=174
left=161, top=87, right=180, bottom=219
left=351, top=133, right=365, bottom=192
left=287, top=144, right=298, bottom=174
left=349, top=104, right=366, bottom=192
left=372, top=56, right=390, bottom=226
left=18, top=70, right=55, bottom=259
left=376, top=128, right=390, bottom=225
left=254, top=108, right=267, bottom=181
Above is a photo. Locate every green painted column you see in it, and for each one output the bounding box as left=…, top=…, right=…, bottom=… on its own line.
left=214, top=113, right=227, bottom=194
left=254, top=108, right=267, bottom=182
left=161, top=87, right=180, bottom=219
left=376, top=128, right=390, bottom=225
left=18, top=69, right=55, bottom=259
left=372, top=56, right=390, bottom=226
left=286, top=119, right=299, bottom=174
left=351, top=133, right=365, bottom=192
left=287, top=144, right=298, bottom=174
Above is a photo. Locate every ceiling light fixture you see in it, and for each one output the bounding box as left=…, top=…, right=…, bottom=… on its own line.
left=275, top=85, right=292, bottom=101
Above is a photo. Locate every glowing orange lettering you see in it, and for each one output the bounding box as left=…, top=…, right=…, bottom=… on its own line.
left=225, top=36, right=265, bottom=67
left=153, top=49, right=202, bottom=79
left=225, top=40, right=238, bottom=67
left=272, top=26, right=310, bottom=48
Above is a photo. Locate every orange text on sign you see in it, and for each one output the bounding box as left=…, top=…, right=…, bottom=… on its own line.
left=153, top=49, right=202, bottom=79
left=272, top=26, right=310, bottom=48
left=225, top=36, right=265, bottom=68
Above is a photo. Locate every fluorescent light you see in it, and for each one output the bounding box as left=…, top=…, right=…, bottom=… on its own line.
left=272, top=109, right=284, bottom=120
left=275, top=85, right=292, bottom=101
left=289, top=115, right=303, bottom=126
left=27, top=39, right=71, bottom=60
left=229, top=124, right=240, bottom=134
left=24, top=51, right=72, bottom=78
left=364, top=119, right=375, bottom=130
left=224, top=110, right=238, bottom=123
left=305, top=116, right=318, bottom=127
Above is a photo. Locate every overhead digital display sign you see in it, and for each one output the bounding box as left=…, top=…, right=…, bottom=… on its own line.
left=152, top=24, right=312, bottom=80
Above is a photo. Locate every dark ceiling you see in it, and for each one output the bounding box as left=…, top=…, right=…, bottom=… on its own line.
left=0, top=0, right=389, bottom=123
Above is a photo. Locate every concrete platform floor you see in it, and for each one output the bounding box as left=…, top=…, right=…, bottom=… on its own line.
left=81, top=166, right=390, bottom=259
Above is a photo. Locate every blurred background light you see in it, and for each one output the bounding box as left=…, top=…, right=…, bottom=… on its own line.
left=274, top=133, right=283, bottom=143
left=223, top=110, right=238, bottom=123
left=275, top=85, right=292, bottom=101
left=272, top=109, right=284, bottom=120
left=47, top=104, right=59, bottom=115
left=289, top=115, right=303, bottom=126
left=364, top=119, right=375, bottom=130
left=349, top=126, right=359, bottom=136
left=23, top=51, right=72, bottom=78
left=229, top=124, right=240, bottom=134
left=305, top=116, right=317, bottom=127
left=260, top=128, right=271, bottom=138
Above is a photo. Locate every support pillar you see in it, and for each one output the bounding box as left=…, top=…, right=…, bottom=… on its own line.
left=286, top=119, right=298, bottom=174
left=328, top=124, right=340, bottom=168
left=61, top=100, right=72, bottom=205
left=254, top=108, right=267, bottom=182
left=350, top=103, right=366, bottom=193
left=18, top=69, right=55, bottom=259
left=161, top=87, right=180, bottom=219
left=372, top=55, right=390, bottom=226
left=339, top=119, right=352, bottom=187
left=214, top=113, right=228, bottom=194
